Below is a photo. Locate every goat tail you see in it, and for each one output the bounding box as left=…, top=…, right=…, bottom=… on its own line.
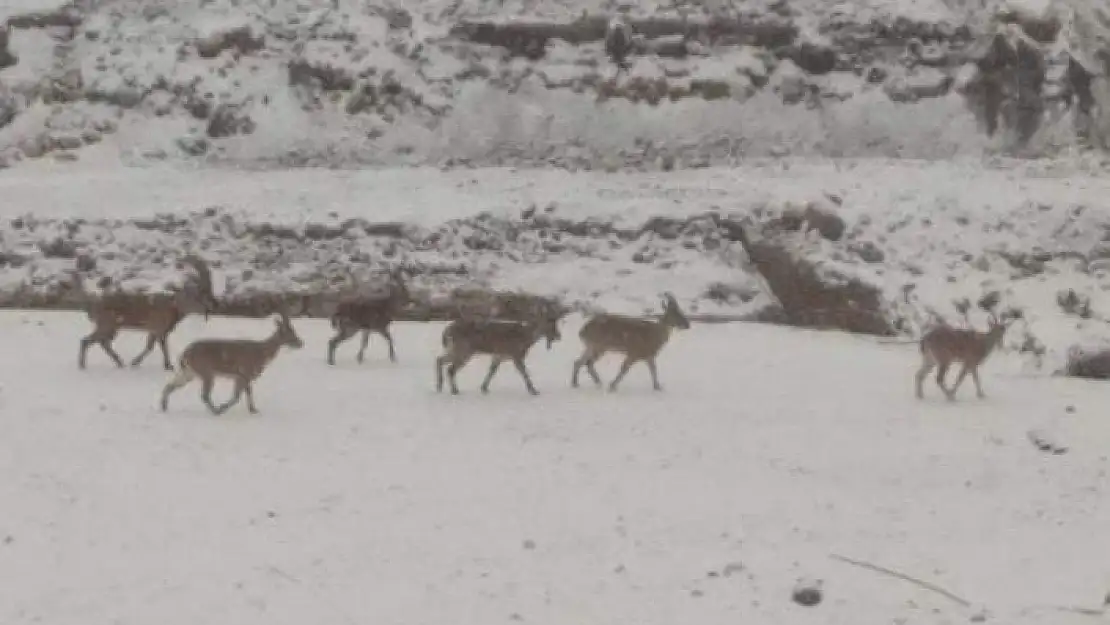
left=329, top=313, right=341, bottom=330
left=442, top=325, right=452, bottom=347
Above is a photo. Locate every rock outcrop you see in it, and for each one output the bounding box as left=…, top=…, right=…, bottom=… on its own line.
left=719, top=215, right=896, bottom=336
left=1063, top=348, right=1110, bottom=379
left=0, top=196, right=912, bottom=335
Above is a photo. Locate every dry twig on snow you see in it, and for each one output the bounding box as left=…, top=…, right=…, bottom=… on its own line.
left=830, top=553, right=972, bottom=607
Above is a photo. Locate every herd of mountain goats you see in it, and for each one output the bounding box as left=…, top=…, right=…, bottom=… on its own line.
left=74, top=255, right=1017, bottom=415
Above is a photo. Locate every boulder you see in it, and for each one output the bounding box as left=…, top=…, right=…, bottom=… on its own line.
left=206, top=103, right=255, bottom=138
left=767, top=200, right=846, bottom=242
left=786, top=41, right=838, bottom=75
left=42, top=68, right=84, bottom=104
left=288, top=59, right=355, bottom=92
left=883, top=68, right=955, bottom=103
left=1064, top=348, right=1110, bottom=380
left=194, top=24, right=264, bottom=59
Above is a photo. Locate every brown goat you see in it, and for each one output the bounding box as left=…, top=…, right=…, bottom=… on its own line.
left=572, top=293, right=691, bottom=392
left=160, top=311, right=304, bottom=415
left=327, top=268, right=410, bottom=365
left=915, top=312, right=1013, bottom=400
left=436, top=308, right=562, bottom=396
left=79, top=255, right=217, bottom=370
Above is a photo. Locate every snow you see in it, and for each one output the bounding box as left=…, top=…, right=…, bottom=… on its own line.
left=0, top=0, right=1108, bottom=619
left=0, top=158, right=1109, bottom=360
left=3, top=310, right=1109, bottom=624
left=0, top=0, right=69, bottom=23
left=0, top=0, right=1106, bottom=171
left=997, top=0, right=1057, bottom=21
left=3, top=156, right=1105, bottom=225
left=1, top=27, right=57, bottom=90
left=0, top=0, right=1103, bottom=168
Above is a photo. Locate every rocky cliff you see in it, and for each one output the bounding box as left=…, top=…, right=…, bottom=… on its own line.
left=1, top=0, right=1109, bottom=169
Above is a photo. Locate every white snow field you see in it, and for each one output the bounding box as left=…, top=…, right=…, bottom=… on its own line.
left=2, top=309, right=1109, bottom=625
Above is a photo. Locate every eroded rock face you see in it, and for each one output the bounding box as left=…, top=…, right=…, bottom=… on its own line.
left=449, top=14, right=796, bottom=57
left=0, top=0, right=1107, bottom=166
left=6, top=3, right=81, bottom=29
left=0, top=87, right=17, bottom=129
left=0, top=26, right=16, bottom=69
left=441, top=4, right=1110, bottom=154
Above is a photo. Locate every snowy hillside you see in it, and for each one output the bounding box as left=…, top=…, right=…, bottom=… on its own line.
left=0, top=0, right=1109, bottom=167
left=2, top=157, right=1109, bottom=370
left=4, top=311, right=1110, bottom=625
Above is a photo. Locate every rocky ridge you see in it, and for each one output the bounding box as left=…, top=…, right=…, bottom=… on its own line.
left=0, top=0, right=1108, bottom=168
left=4, top=178, right=1110, bottom=362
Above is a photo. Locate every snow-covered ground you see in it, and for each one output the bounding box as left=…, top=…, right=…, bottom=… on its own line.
left=2, top=310, right=1108, bottom=624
